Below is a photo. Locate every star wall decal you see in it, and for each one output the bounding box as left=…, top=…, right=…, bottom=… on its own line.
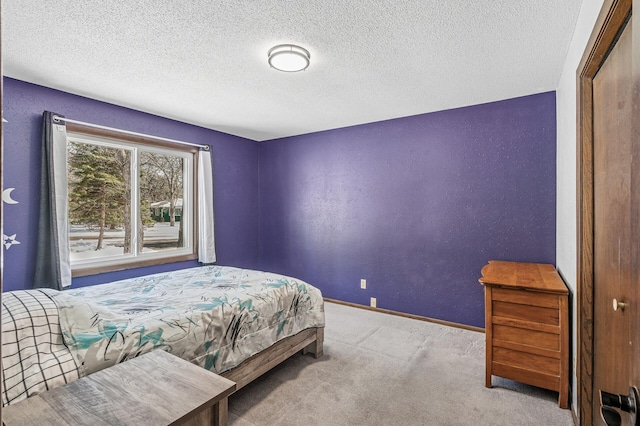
left=3, top=234, right=21, bottom=250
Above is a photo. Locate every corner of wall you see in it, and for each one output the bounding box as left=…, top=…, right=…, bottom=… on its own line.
left=555, top=0, right=605, bottom=414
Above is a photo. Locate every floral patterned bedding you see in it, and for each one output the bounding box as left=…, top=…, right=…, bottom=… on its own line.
left=51, top=266, right=325, bottom=376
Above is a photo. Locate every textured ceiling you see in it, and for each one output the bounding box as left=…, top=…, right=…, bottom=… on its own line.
left=3, top=1, right=583, bottom=141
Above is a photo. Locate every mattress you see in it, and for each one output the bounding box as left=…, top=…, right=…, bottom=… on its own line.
left=1, top=265, right=325, bottom=406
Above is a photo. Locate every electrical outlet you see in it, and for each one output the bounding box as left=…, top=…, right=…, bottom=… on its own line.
left=360, top=279, right=367, bottom=289
left=370, top=297, right=377, bottom=308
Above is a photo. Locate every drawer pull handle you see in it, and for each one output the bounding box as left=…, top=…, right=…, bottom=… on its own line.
left=613, top=298, right=627, bottom=312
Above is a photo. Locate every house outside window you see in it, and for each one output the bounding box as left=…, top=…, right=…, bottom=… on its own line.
left=64, top=124, right=197, bottom=276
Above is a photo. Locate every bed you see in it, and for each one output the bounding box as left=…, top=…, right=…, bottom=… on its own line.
left=1, top=265, right=325, bottom=407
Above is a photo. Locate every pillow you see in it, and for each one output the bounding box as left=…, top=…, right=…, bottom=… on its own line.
left=2, top=289, right=81, bottom=406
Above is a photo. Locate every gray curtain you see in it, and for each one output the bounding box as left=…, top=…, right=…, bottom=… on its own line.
left=34, top=111, right=71, bottom=290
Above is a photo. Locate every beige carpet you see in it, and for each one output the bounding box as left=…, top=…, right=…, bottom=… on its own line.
left=228, top=301, right=573, bottom=425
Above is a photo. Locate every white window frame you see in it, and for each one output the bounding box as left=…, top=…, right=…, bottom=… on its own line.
left=65, top=128, right=198, bottom=276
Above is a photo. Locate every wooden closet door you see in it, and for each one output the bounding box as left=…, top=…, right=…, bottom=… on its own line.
left=630, top=3, right=640, bottom=424
left=592, top=9, right=640, bottom=425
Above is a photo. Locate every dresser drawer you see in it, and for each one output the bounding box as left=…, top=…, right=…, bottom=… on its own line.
left=492, top=363, right=561, bottom=392
left=493, top=324, right=560, bottom=352
left=492, top=346, right=560, bottom=376
left=492, top=287, right=559, bottom=308
left=492, top=300, right=559, bottom=326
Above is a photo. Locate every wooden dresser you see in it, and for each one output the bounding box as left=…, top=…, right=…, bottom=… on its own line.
left=479, top=260, right=569, bottom=409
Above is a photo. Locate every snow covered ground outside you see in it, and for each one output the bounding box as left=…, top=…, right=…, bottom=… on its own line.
left=70, top=222, right=180, bottom=260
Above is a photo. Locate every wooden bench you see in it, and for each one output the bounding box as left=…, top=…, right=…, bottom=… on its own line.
left=3, top=350, right=236, bottom=425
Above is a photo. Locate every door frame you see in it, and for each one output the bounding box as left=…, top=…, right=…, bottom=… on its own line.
left=577, top=0, right=632, bottom=424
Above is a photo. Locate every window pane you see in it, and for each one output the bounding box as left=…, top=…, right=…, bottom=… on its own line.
left=68, top=141, right=132, bottom=261
left=139, top=151, right=185, bottom=253
left=65, top=127, right=197, bottom=275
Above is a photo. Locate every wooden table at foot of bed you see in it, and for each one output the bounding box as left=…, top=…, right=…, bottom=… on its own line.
left=2, top=350, right=237, bottom=426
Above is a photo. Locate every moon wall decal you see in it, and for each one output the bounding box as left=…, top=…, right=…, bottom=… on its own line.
left=2, top=188, right=19, bottom=204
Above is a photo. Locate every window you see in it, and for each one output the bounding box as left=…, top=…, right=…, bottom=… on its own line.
left=64, top=124, right=198, bottom=276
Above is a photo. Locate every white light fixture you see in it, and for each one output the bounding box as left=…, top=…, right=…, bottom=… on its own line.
left=268, top=44, right=310, bottom=72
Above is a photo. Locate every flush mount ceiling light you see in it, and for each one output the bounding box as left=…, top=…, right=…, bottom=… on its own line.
left=268, top=44, right=310, bottom=72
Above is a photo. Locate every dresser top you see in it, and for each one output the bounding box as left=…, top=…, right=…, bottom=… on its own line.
left=478, top=260, right=568, bottom=294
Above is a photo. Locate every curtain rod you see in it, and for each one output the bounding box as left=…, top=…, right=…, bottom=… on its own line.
left=52, top=115, right=210, bottom=151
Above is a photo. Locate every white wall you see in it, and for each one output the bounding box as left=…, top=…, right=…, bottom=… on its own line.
left=555, top=0, right=604, bottom=414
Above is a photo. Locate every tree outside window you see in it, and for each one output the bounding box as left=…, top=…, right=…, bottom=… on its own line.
left=65, top=132, right=195, bottom=273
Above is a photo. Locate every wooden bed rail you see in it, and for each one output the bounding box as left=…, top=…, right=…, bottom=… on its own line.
left=221, top=327, right=324, bottom=390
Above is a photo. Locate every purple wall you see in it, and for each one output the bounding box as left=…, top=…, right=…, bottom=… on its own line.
left=2, top=78, right=260, bottom=291
left=259, top=92, right=556, bottom=328
left=2, top=78, right=556, bottom=328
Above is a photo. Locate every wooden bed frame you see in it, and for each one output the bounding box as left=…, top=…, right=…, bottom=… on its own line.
left=1, top=328, right=323, bottom=425
left=221, top=327, right=324, bottom=390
